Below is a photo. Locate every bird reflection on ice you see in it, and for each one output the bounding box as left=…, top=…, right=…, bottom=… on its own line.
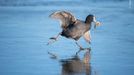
left=60, top=50, right=92, bottom=75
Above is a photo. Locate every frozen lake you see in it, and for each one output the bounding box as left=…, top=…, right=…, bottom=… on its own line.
left=0, top=0, right=134, bottom=75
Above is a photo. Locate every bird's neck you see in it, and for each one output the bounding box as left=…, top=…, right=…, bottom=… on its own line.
left=85, top=22, right=92, bottom=30
left=86, top=24, right=92, bottom=31
left=85, top=19, right=92, bottom=30
left=85, top=20, right=92, bottom=25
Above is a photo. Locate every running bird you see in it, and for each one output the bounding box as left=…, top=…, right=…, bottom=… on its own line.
left=47, top=11, right=100, bottom=51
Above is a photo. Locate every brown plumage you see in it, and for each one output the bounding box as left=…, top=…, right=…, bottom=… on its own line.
left=48, top=11, right=100, bottom=50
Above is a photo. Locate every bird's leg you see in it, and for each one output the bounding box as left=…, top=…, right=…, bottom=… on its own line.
left=83, top=31, right=91, bottom=44
left=75, top=42, right=91, bottom=55
left=75, top=42, right=84, bottom=50
left=49, top=33, right=61, bottom=40
left=47, top=32, right=61, bottom=45
left=75, top=42, right=84, bottom=55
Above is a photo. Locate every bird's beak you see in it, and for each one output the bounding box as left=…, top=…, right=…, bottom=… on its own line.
left=93, top=16, right=101, bottom=29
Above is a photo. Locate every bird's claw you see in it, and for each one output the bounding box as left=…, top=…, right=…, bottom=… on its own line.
left=80, top=47, right=85, bottom=50
left=49, top=37, right=57, bottom=41
left=80, top=47, right=91, bottom=51
left=47, top=37, right=57, bottom=45
left=76, top=47, right=91, bottom=55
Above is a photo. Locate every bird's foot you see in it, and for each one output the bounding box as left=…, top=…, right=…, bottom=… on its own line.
left=76, top=47, right=91, bottom=55
left=79, top=47, right=85, bottom=50
left=79, top=47, right=91, bottom=51
left=48, top=51, right=58, bottom=59
left=47, top=37, right=57, bottom=45
left=49, top=37, right=57, bottom=41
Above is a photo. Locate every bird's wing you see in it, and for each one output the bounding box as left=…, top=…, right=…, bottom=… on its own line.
left=49, top=11, right=76, bottom=29
left=83, top=31, right=91, bottom=43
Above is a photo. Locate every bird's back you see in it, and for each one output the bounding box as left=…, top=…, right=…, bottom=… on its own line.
left=61, top=20, right=89, bottom=40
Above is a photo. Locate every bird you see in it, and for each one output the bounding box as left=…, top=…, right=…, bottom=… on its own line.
left=47, top=11, right=100, bottom=51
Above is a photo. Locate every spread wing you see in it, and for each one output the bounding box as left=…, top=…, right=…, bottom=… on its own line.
left=83, top=31, right=91, bottom=43
left=49, top=11, right=76, bottom=29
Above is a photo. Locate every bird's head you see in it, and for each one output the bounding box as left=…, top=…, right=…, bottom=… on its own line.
left=85, top=14, right=94, bottom=23
left=85, top=14, right=101, bottom=28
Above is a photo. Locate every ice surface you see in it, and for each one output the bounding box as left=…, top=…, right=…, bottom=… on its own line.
left=0, top=0, right=134, bottom=75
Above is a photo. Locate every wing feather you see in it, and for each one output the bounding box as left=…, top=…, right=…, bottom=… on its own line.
left=49, top=11, right=76, bottom=29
